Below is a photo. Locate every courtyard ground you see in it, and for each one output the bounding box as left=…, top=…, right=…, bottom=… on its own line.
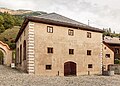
left=0, top=65, right=120, bottom=86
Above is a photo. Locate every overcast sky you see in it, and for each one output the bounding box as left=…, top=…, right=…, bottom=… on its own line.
left=0, top=0, right=120, bottom=32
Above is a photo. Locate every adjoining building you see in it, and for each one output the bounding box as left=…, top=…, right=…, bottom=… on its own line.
left=102, top=41, right=114, bottom=71
left=15, top=13, right=105, bottom=76
left=104, top=36, right=120, bottom=64
left=0, top=41, right=12, bottom=66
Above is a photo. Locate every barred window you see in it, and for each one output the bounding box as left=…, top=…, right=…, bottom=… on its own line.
left=47, top=47, right=53, bottom=53
left=87, top=32, right=91, bottom=38
left=47, top=26, right=53, bottom=33
left=68, top=29, right=74, bottom=36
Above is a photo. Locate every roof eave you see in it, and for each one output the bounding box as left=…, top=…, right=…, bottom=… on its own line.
left=15, top=16, right=103, bottom=42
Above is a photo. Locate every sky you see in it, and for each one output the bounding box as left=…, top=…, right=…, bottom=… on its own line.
left=0, top=0, right=120, bottom=33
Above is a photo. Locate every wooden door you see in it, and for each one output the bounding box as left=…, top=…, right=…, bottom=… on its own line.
left=64, top=61, right=76, bottom=76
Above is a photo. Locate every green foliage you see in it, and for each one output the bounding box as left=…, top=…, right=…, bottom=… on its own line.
left=0, top=24, right=5, bottom=33
left=0, top=15, right=4, bottom=24
left=103, top=28, right=120, bottom=38
left=0, top=50, right=3, bottom=58
left=13, top=15, right=23, bottom=26
left=0, top=50, right=3, bottom=64
left=8, top=42, right=16, bottom=50
left=0, top=12, right=23, bottom=33
left=3, top=13, right=15, bottom=29
left=0, top=26, right=19, bottom=50
left=114, top=59, right=120, bottom=64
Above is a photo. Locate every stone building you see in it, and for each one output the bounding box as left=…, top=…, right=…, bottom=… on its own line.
left=15, top=13, right=104, bottom=76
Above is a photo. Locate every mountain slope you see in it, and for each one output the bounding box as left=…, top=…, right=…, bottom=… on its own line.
left=0, top=7, right=47, bottom=16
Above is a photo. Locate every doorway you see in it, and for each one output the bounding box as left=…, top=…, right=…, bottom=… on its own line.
left=64, top=61, right=76, bottom=76
left=0, top=50, right=4, bottom=65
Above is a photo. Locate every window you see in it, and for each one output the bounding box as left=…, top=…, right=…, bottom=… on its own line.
left=16, top=48, right=19, bottom=65
left=106, top=54, right=110, bottom=58
left=88, top=64, right=93, bottom=68
left=87, top=32, right=91, bottom=38
left=20, top=44, right=22, bottom=65
left=47, top=47, right=53, bottom=53
left=46, top=65, right=52, bottom=70
left=87, top=50, right=91, bottom=55
left=68, top=29, right=74, bottom=36
left=47, top=26, right=53, bottom=33
left=69, top=49, right=74, bottom=55
left=23, top=40, right=26, bottom=60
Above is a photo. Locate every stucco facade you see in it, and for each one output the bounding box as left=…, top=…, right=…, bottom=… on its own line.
left=15, top=13, right=104, bottom=76
left=102, top=42, right=114, bottom=71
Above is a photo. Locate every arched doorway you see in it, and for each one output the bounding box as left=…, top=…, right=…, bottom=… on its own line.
left=0, top=50, right=4, bottom=65
left=64, top=61, right=76, bottom=76
left=0, top=41, right=12, bottom=66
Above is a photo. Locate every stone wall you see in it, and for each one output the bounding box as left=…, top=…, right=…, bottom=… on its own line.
left=108, top=64, right=120, bottom=74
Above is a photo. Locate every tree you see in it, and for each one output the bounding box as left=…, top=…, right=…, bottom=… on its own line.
left=108, top=28, right=111, bottom=33
left=0, top=15, right=4, bottom=24
left=3, top=13, right=15, bottom=29
left=0, top=24, right=5, bottom=33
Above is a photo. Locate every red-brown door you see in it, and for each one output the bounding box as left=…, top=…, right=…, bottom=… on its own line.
left=64, top=61, right=76, bottom=76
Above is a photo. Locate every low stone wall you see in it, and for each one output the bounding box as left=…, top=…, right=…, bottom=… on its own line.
left=108, top=64, right=120, bottom=74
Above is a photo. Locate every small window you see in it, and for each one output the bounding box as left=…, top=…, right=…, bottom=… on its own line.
left=106, top=54, right=110, bottom=58
left=47, top=47, right=53, bottom=53
left=69, top=49, right=74, bottom=55
left=47, top=26, right=53, bottom=33
left=46, top=65, right=52, bottom=70
left=68, top=29, right=74, bottom=36
left=87, top=32, right=91, bottom=38
left=88, top=64, right=92, bottom=68
left=87, top=50, right=91, bottom=55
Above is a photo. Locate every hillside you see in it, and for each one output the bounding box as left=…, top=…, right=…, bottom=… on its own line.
left=0, top=7, right=47, bottom=16
left=0, top=26, right=19, bottom=49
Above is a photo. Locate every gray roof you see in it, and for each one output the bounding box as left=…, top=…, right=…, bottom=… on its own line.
left=32, top=13, right=103, bottom=32
left=36, top=13, right=87, bottom=26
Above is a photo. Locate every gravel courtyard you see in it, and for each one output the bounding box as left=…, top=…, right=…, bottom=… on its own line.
left=0, top=65, right=120, bottom=86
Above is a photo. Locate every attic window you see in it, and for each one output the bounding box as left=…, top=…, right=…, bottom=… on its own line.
left=68, top=29, right=74, bottom=36
left=87, top=32, right=91, bottom=38
left=47, top=26, right=53, bottom=33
